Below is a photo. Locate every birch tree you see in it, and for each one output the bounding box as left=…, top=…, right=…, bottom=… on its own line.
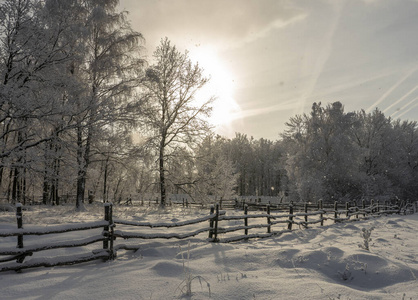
left=72, top=0, right=144, bottom=209
left=141, top=38, right=213, bottom=207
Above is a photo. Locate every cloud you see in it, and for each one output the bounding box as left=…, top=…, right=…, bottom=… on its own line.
left=233, top=99, right=303, bottom=120
left=295, top=0, right=345, bottom=115
left=391, top=96, right=418, bottom=119
left=120, top=0, right=306, bottom=51
left=365, top=65, right=418, bottom=113
left=383, top=84, right=418, bottom=114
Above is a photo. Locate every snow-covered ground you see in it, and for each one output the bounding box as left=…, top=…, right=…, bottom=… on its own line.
left=0, top=204, right=417, bottom=300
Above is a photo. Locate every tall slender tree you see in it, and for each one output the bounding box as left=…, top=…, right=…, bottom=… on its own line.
left=141, top=38, right=213, bottom=207
left=71, top=0, right=145, bottom=209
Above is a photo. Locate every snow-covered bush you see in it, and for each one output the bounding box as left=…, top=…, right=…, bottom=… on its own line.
left=359, top=227, right=374, bottom=251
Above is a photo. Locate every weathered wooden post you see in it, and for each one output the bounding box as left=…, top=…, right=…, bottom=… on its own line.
left=208, top=205, right=215, bottom=239
left=319, top=200, right=324, bottom=226
left=213, top=203, right=220, bottom=242
left=267, top=204, right=271, bottom=233
left=362, top=200, right=366, bottom=217
left=220, top=198, right=223, bottom=210
left=334, top=201, right=338, bottom=223
left=345, top=202, right=349, bottom=219
left=103, top=203, right=110, bottom=250
left=288, top=203, right=293, bottom=230
left=244, top=204, right=248, bottom=235
left=16, top=203, right=23, bottom=250
left=108, top=203, right=115, bottom=260
left=304, top=203, right=308, bottom=225
left=370, top=199, right=374, bottom=214
left=242, top=199, right=246, bottom=210
left=15, top=203, right=25, bottom=265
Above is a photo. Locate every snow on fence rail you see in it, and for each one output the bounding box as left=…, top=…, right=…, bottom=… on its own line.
left=1, top=200, right=416, bottom=272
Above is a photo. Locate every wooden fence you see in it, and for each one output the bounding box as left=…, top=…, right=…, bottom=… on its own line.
left=0, top=200, right=416, bottom=272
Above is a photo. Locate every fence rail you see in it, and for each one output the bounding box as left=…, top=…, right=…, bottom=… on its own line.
left=1, top=200, right=417, bottom=272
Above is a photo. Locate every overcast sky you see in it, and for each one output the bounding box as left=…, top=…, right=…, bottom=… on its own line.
left=119, top=0, right=418, bottom=140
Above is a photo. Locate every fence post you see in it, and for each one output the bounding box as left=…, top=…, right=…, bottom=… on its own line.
left=103, top=203, right=110, bottom=250
left=319, top=200, right=324, bottom=226
left=370, top=199, right=374, bottom=214
left=334, top=201, right=338, bottom=223
left=244, top=204, right=248, bottom=235
left=304, top=203, right=308, bottom=226
left=345, top=202, right=349, bottom=219
left=267, top=204, right=271, bottom=233
left=108, top=203, right=115, bottom=260
left=220, top=198, right=223, bottom=210
left=15, top=203, right=25, bottom=265
left=208, top=205, right=215, bottom=239
left=16, top=203, right=23, bottom=249
left=288, top=204, right=293, bottom=230
left=242, top=199, right=246, bottom=210
left=213, top=203, right=219, bottom=242
left=362, top=200, right=366, bottom=217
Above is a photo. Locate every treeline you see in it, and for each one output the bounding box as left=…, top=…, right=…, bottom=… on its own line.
left=183, top=100, right=418, bottom=204
left=1, top=1, right=417, bottom=208
left=159, top=98, right=418, bottom=205
left=282, top=102, right=418, bottom=203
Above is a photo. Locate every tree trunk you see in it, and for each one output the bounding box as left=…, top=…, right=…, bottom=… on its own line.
left=12, top=167, right=19, bottom=203
left=76, top=124, right=84, bottom=209
left=7, top=168, right=13, bottom=203
left=103, top=156, right=109, bottom=203
left=43, top=142, right=50, bottom=205
left=54, top=156, right=60, bottom=205
left=159, top=142, right=166, bottom=207
left=76, top=122, right=92, bottom=209
left=22, top=167, right=26, bottom=205
left=42, top=174, right=49, bottom=205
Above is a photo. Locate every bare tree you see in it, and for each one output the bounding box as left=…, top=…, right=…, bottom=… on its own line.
left=140, top=38, right=213, bottom=207
left=71, top=0, right=145, bottom=209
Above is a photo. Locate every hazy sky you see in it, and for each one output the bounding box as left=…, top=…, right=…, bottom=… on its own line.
left=119, top=0, right=418, bottom=140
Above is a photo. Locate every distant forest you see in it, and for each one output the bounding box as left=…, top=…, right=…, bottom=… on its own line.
left=1, top=1, right=417, bottom=207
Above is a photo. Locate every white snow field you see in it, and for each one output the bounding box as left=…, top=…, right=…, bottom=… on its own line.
left=0, top=204, right=417, bottom=300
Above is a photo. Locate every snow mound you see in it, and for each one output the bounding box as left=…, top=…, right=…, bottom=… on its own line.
left=150, top=261, right=184, bottom=277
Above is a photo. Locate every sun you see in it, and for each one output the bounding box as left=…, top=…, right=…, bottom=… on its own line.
left=189, top=47, right=241, bottom=129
